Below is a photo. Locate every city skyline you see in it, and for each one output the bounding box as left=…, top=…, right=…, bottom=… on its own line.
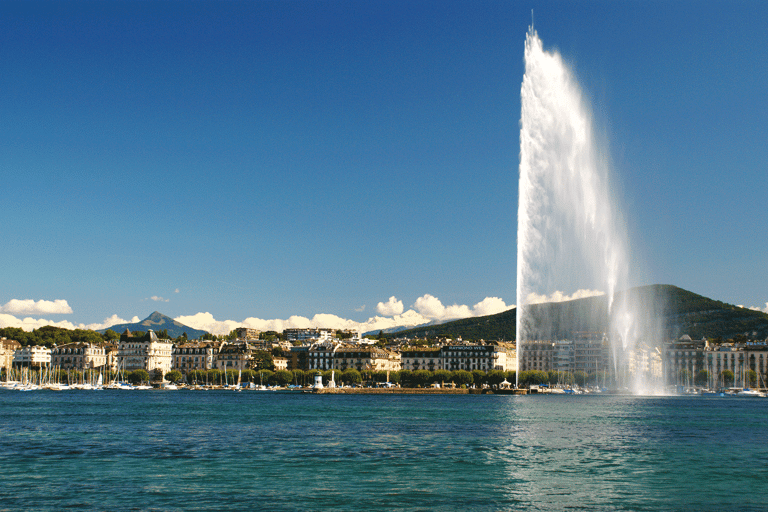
left=2, top=1, right=767, bottom=335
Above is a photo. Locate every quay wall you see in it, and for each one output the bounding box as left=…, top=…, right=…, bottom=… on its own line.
left=314, top=387, right=528, bottom=395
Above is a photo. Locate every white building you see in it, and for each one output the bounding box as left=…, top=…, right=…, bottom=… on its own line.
left=117, top=329, right=173, bottom=378
left=50, top=342, right=108, bottom=370
left=13, top=345, right=51, bottom=368
left=400, top=343, right=515, bottom=372
left=173, top=341, right=221, bottom=372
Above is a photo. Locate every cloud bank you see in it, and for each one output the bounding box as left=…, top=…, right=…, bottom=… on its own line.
left=0, top=312, right=140, bottom=332
left=174, top=294, right=515, bottom=335
left=524, top=289, right=605, bottom=305
left=0, top=299, right=73, bottom=315
left=1, top=290, right=640, bottom=336
left=744, top=302, right=768, bottom=314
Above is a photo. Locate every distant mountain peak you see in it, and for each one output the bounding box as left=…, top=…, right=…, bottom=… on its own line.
left=98, top=312, right=207, bottom=338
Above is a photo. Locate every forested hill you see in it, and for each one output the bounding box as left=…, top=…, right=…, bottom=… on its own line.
left=386, top=285, right=768, bottom=342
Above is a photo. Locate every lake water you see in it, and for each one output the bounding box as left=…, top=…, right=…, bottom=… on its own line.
left=1, top=390, right=766, bottom=511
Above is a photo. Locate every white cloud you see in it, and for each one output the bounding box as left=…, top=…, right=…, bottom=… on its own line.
left=0, top=299, right=73, bottom=315
left=174, top=289, right=180, bottom=293
left=0, top=313, right=77, bottom=331
left=377, top=296, right=404, bottom=316
left=174, top=312, right=242, bottom=335
left=745, top=303, right=768, bottom=314
left=410, top=294, right=514, bottom=322
left=355, top=305, right=366, bottom=312
left=80, top=314, right=131, bottom=331
left=0, top=293, right=515, bottom=336
left=471, top=296, right=513, bottom=316
left=525, top=289, right=604, bottom=305
left=149, top=296, right=169, bottom=302
left=0, top=312, right=144, bottom=333
left=413, top=294, right=471, bottom=320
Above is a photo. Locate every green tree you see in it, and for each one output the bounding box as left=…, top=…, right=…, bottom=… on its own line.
left=372, top=370, right=389, bottom=383
left=694, top=369, right=710, bottom=387
left=187, top=370, right=204, bottom=384
left=720, top=370, right=734, bottom=387
left=486, top=370, right=506, bottom=386
left=412, top=370, right=433, bottom=387
left=251, top=350, right=275, bottom=371
left=208, top=369, right=223, bottom=385
left=103, top=329, right=119, bottom=341
left=225, top=369, right=239, bottom=385
left=342, top=368, right=363, bottom=385
left=274, top=370, right=293, bottom=386
left=260, top=370, right=275, bottom=385
left=471, top=370, right=486, bottom=386
left=292, top=369, right=305, bottom=386
left=573, top=371, right=588, bottom=386
left=127, top=369, right=150, bottom=385
left=433, top=369, right=451, bottom=385
left=451, top=370, right=473, bottom=387
left=165, top=370, right=183, bottom=383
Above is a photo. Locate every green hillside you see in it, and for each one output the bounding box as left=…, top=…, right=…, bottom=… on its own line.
left=387, top=285, right=768, bottom=342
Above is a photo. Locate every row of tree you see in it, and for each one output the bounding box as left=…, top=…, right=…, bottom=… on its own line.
left=168, top=368, right=615, bottom=388
left=675, top=368, right=759, bottom=388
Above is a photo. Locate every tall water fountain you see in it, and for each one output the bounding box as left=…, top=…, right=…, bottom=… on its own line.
left=516, top=25, right=657, bottom=392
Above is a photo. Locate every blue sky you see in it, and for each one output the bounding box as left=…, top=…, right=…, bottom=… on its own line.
left=2, top=0, right=766, bottom=334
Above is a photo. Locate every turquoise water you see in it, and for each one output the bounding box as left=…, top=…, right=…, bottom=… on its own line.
left=1, top=390, right=766, bottom=511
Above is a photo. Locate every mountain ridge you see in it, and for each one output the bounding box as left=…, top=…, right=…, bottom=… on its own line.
left=98, top=311, right=207, bottom=339
left=382, top=285, right=768, bottom=342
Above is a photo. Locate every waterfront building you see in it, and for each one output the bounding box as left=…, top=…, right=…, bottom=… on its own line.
left=13, top=345, right=51, bottom=368
left=623, top=343, right=663, bottom=382
left=215, top=342, right=256, bottom=371
left=173, top=341, right=220, bottom=372
left=308, top=342, right=339, bottom=371
left=333, top=345, right=401, bottom=372
left=117, top=329, right=173, bottom=377
left=400, top=348, right=440, bottom=372
left=705, top=341, right=768, bottom=387
left=519, top=334, right=608, bottom=374
left=102, top=342, right=119, bottom=373
left=401, top=343, right=515, bottom=372
left=572, top=333, right=610, bottom=374
left=440, top=343, right=513, bottom=372
left=518, top=341, right=555, bottom=372
left=662, top=336, right=768, bottom=387
left=662, top=335, right=708, bottom=384
left=1, top=338, right=22, bottom=373
left=273, top=356, right=288, bottom=371
left=50, top=342, right=108, bottom=370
